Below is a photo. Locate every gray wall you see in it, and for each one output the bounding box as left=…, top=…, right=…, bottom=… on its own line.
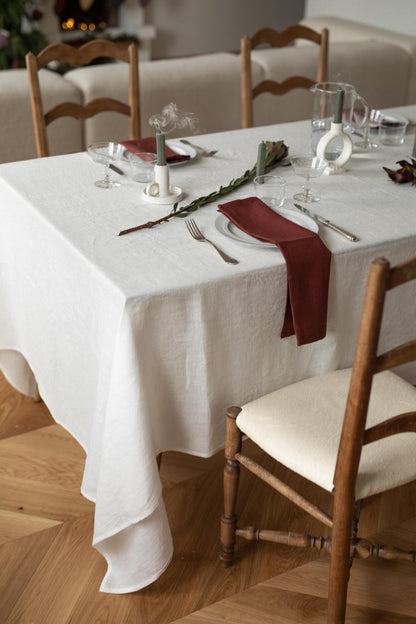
left=145, top=0, right=306, bottom=59
left=305, top=0, right=416, bottom=36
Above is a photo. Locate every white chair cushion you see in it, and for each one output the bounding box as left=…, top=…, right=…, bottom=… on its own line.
left=237, top=369, right=416, bottom=500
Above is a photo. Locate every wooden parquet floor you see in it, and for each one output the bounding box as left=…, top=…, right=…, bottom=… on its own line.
left=0, top=371, right=415, bottom=623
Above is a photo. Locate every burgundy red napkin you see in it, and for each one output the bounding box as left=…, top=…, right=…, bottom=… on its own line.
left=121, top=137, right=191, bottom=164
left=218, top=197, right=331, bottom=346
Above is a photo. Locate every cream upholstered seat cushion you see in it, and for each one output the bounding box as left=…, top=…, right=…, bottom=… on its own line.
left=237, top=369, right=416, bottom=500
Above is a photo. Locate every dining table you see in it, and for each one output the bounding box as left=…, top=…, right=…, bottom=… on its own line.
left=1, top=105, right=416, bottom=593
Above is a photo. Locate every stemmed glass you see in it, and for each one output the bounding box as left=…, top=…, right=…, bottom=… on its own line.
left=290, top=156, right=327, bottom=203
left=355, top=108, right=383, bottom=150
left=87, top=142, right=124, bottom=188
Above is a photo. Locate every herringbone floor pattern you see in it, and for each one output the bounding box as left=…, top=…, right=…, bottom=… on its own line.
left=0, top=372, right=415, bottom=623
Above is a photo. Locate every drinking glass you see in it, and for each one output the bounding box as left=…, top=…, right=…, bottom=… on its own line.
left=126, top=151, right=157, bottom=182
left=290, top=156, right=327, bottom=203
left=88, top=142, right=124, bottom=188
left=354, top=107, right=383, bottom=150
left=253, top=175, right=286, bottom=210
left=379, top=113, right=408, bottom=146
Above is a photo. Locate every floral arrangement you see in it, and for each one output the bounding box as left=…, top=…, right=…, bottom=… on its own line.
left=383, top=159, right=416, bottom=185
left=0, top=0, right=48, bottom=69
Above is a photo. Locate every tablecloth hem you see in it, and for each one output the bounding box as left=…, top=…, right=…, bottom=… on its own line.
left=0, top=346, right=38, bottom=397
left=90, top=489, right=164, bottom=545
left=0, top=348, right=91, bottom=457
left=98, top=551, right=173, bottom=594
left=154, top=440, right=226, bottom=461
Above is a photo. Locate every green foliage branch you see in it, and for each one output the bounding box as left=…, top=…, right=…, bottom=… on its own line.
left=118, top=140, right=289, bottom=236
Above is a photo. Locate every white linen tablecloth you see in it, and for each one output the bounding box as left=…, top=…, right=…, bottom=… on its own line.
left=1, top=110, right=416, bottom=592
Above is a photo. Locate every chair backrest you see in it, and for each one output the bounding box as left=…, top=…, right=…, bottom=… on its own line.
left=241, top=24, right=329, bottom=129
left=26, top=40, right=141, bottom=158
left=328, top=254, right=416, bottom=622
left=335, top=255, right=416, bottom=492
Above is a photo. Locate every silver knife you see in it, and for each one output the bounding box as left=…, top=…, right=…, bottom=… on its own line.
left=293, top=203, right=359, bottom=242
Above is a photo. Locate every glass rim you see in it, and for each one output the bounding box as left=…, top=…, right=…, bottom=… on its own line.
left=126, top=151, right=157, bottom=162
left=311, top=81, right=356, bottom=94
left=379, top=113, right=408, bottom=127
left=254, top=174, right=286, bottom=184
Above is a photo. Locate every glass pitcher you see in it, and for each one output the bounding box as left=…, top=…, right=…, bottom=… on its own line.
left=310, top=82, right=368, bottom=160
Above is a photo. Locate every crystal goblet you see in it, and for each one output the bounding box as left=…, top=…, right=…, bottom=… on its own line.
left=355, top=108, right=383, bottom=150
left=87, top=142, right=124, bottom=188
left=290, top=156, right=327, bottom=203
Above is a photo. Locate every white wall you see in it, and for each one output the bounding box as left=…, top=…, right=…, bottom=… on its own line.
left=144, top=0, right=305, bottom=59
left=39, top=0, right=305, bottom=60
left=305, top=0, right=416, bottom=36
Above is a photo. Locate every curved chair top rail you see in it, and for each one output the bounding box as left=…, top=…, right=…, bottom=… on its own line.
left=249, top=25, right=328, bottom=50
left=32, top=39, right=136, bottom=69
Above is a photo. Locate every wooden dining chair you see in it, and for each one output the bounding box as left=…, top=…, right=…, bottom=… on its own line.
left=241, top=24, right=329, bottom=128
left=221, top=254, right=416, bottom=624
left=26, top=39, right=141, bottom=158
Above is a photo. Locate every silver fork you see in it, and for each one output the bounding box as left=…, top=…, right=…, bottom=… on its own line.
left=185, top=218, right=238, bottom=264
left=180, top=139, right=218, bottom=157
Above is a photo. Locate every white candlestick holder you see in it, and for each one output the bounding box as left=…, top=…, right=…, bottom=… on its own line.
left=316, top=122, right=353, bottom=175
left=142, top=164, right=183, bottom=204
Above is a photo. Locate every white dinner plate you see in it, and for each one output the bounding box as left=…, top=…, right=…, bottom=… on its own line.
left=166, top=140, right=197, bottom=165
left=214, top=208, right=319, bottom=248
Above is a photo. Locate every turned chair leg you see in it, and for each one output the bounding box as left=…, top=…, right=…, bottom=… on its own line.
left=220, top=406, right=243, bottom=567
left=327, top=493, right=358, bottom=624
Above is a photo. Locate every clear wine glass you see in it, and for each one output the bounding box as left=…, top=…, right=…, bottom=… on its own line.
left=355, top=108, right=383, bottom=150
left=290, top=156, right=327, bottom=203
left=87, top=142, right=124, bottom=188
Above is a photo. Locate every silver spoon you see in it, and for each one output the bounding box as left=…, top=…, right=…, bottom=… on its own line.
left=180, top=139, right=217, bottom=157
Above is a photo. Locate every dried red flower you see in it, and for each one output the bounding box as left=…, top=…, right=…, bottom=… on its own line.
left=383, top=159, right=416, bottom=185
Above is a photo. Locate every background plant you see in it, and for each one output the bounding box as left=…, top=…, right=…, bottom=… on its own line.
left=0, top=0, right=48, bottom=69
